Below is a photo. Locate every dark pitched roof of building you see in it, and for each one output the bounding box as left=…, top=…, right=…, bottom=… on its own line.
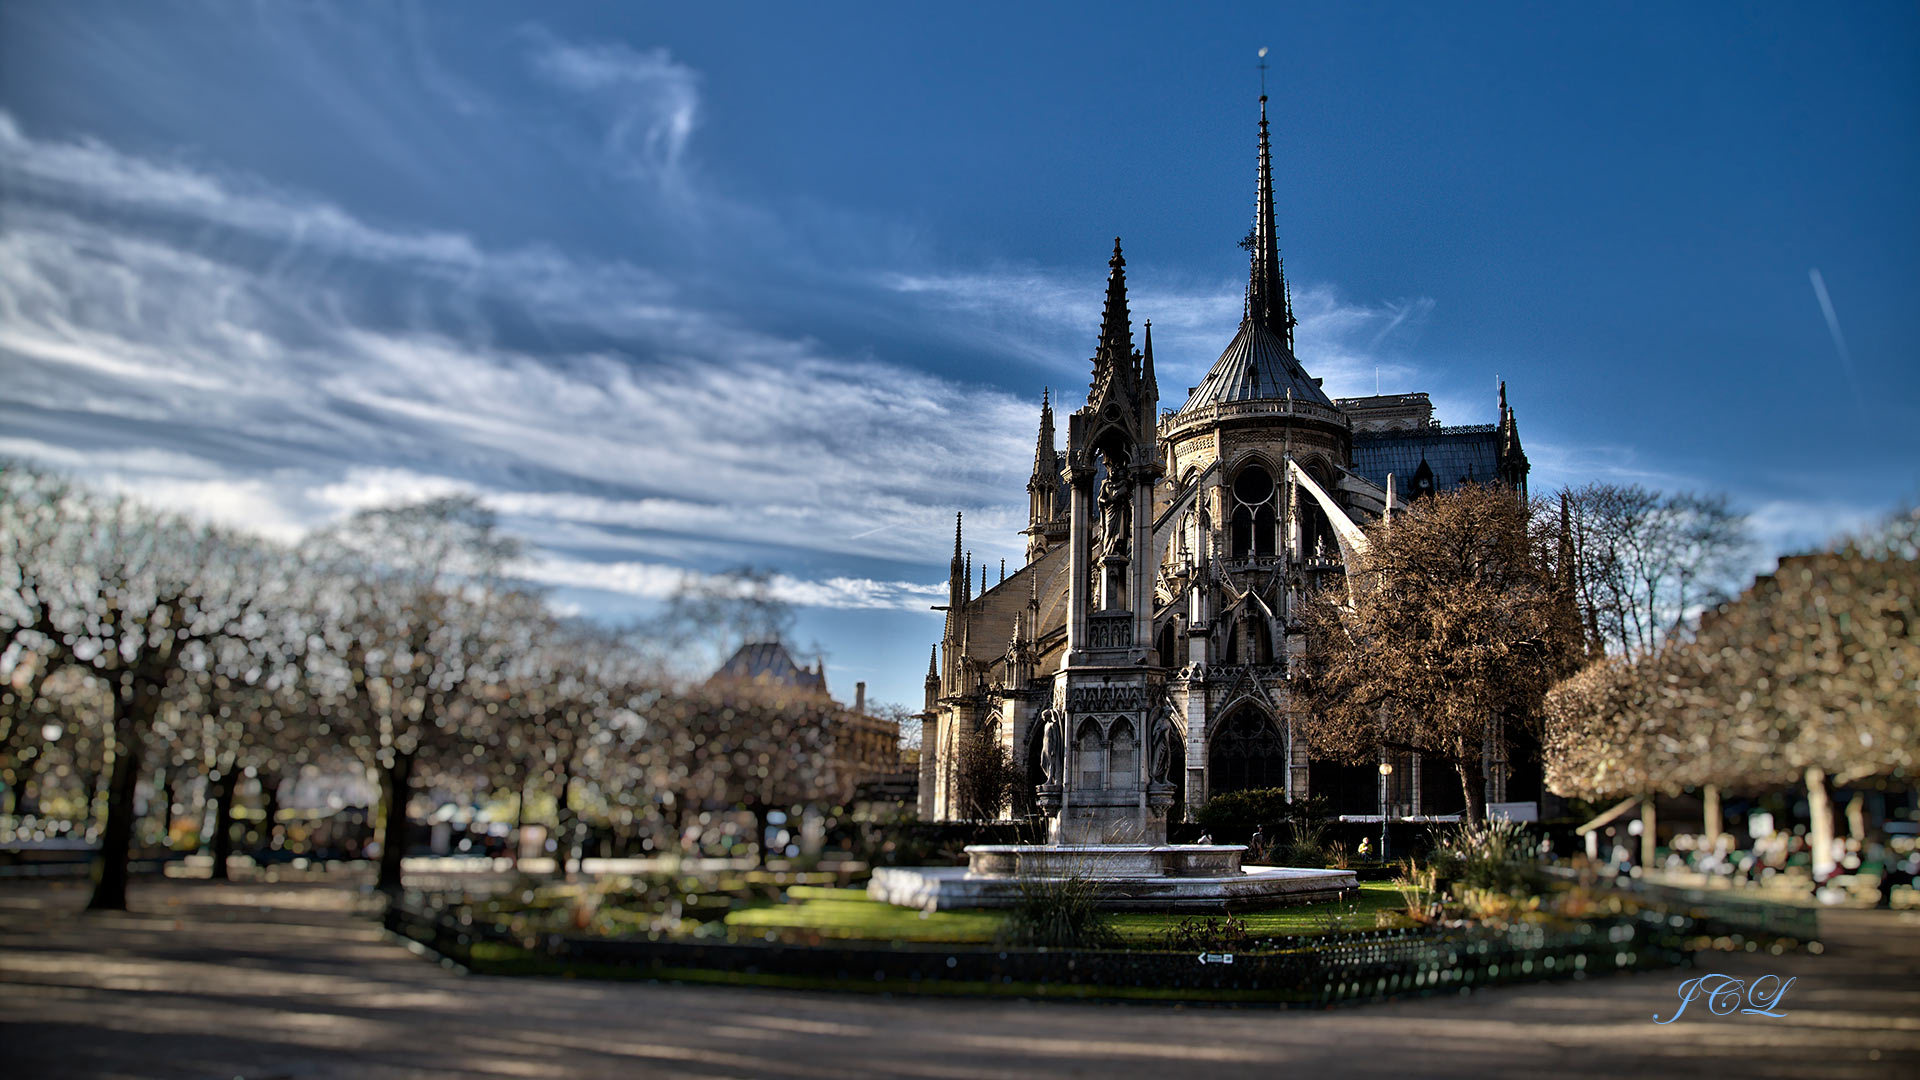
left=1351, top=425, right=1500, bottom=499
left=707, top=641, right=829, bottom=696
left=1179, top=317, right=1334, bottom=412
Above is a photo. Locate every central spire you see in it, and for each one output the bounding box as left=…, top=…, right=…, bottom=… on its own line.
left=1247, top=95, right=1290, bottom=342
left=1174, top=94, right=1332, bottom=414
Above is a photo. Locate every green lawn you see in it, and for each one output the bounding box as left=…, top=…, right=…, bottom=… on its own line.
left=722, top=881, right=1410, bottom=946
left=725, top=886, right=1004, bottom=942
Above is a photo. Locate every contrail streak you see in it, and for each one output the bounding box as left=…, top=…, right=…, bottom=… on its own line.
left=1809, top=268, right=1869, bottom=422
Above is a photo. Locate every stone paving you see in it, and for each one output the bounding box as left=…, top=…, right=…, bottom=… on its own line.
left=2, top=874, right=1916, bottom=1079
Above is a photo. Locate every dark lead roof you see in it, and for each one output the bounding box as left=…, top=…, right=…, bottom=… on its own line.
left=1179, top=317, right=1333, bottom=412
left=1351, top=426, right=1500, bottom=498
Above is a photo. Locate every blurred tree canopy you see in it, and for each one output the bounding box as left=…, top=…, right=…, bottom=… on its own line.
left=1545, top=508, right=1919, bottom=801
left=0, top=462, right=872, bottom=909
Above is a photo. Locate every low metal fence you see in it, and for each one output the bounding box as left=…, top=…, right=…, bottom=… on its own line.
left=382, top=897, right=1701, bottom=1005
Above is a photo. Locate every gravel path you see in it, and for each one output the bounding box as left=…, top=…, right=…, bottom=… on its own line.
left=2, top=875, right=1915, bottom=1079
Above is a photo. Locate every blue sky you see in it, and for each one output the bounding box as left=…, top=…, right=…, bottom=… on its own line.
left=2, top=2, right=1916, bottom=709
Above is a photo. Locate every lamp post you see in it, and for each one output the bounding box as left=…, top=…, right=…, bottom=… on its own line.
left=1377, top=760, right=1394, bottom=864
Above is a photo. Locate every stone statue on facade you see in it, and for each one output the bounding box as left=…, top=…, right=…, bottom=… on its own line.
left=1039, top=710, right=1065, bottom=786
left=1149, top=713, right=1175, bottom=786
left=1097, top=465, right=1131, bottom=560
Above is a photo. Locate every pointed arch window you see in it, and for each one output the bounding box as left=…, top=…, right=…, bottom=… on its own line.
left=1076, top=718, right=1106, bottom=789
left=1207, top=708, right=1289, bottom=795
left=1231, top=506, right=1255, bottom=557
left=1229, top=463, right=1276, bottom=558
left=1107, top=719, right=1137, bottom=789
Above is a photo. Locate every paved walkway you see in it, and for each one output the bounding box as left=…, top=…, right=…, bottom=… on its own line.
left=2, top=875, right=1915, bottom=1079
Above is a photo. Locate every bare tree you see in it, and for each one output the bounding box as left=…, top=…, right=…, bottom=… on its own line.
left=1545, top=507, right=1918, bottom=871
left=651, top=681, right=846, bottom=863
left=870, top=701, right=922, bottom=768
left=302, top=496, right=519, bottom=894
left=0, top=644, right=57, bottom=816
left=953, top=723, right=1016, bottom=821
left=0, top=466, right=279, bottom=909
left=472, top=606, right=637, bottom=877
left=1563, top=483, right=1752, bottom=655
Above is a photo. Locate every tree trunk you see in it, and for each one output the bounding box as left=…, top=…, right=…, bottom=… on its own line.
left=1453, top=758, right=1486, bottom=824
left=258, top=773, right=282, bottom=856
left=1640, top=797, right=1658, bottom=869
left=1806, top=766, right=1835, bottom=880
left=207, top=766, right=237, bottom=881
left=555, top=754, right=576, bottom=881
left=511, top=768, right=530, bottom=870
left=1702, top=784, right=1722, bottom=845
left=86, top=690, right=151, bottom=912
left=376, top=752, right=415, bottom=895
left=748, top=802, right=770, bottom=867
left=157, top=766, right=178, bottom=851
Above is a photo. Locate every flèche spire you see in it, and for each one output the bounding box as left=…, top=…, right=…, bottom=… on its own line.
left=1248, top=95, right=1286, bottom=340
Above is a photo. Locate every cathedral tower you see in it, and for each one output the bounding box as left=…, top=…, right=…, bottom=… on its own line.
left=1033, top=238, right=1176, bottom=845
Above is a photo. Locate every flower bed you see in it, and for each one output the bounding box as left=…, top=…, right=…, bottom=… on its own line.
left=379, top=862, right=1819, bottom=1005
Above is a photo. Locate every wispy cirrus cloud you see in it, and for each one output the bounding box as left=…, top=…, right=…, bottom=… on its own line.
left=0, top=110, right=1032, bottom=609
left=524, top=30, right=702, bottom=188
left=523, top=556, right=945, bottom=611
left=882, top=264, right=1433, bottom=402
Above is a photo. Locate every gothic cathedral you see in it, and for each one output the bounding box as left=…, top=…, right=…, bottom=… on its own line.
left=918, top=96, right=1531, bottom=828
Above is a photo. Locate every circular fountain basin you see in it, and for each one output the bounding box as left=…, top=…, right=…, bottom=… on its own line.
left=963, top=844, right=1248, bottom=879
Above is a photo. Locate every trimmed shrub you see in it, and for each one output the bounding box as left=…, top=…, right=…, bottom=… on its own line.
left=1192, top=788, right=1294, bottom=832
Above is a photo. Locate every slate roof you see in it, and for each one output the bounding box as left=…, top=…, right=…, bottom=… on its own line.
left=1179, top=317, right=1333, bottom=412
left=1350, top=425, right=1500, bottom=499
left=948, top=543, right=1072, bottom=688
left=707, top=641, right=829, bottom=696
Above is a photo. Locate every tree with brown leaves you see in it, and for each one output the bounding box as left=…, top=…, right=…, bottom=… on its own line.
left=1294, top=485, right=1577, bottom=821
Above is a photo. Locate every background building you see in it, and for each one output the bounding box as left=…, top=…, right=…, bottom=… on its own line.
left=707, top=641, right=904, bottom=796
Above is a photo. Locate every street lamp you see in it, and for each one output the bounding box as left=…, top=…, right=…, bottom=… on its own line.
left=1377, top=761, right=1394, bottom=863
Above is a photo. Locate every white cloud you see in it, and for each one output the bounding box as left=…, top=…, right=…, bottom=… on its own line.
left=1522, top=440, right=1697, bottom=495
left=525, top=32, right=701, bottom=187
left=881, top=264, right=1431, bottom=401
left=1747, top=497, right=1885, bottom=562
left=0, top=113, right=484, bottom=270
left=0, top=111, right=1037, bottom=612
left=521, top=557, right=944, bottom=611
